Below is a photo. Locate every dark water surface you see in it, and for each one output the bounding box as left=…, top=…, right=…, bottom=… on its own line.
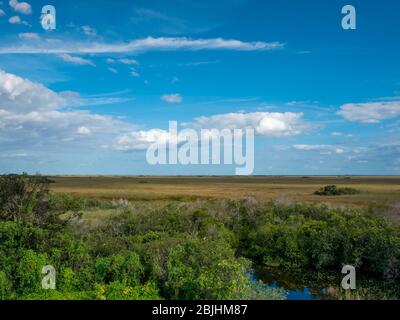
left=251, top=266, right=400, bottom=300
left=250, top=267, right=328, bottom=300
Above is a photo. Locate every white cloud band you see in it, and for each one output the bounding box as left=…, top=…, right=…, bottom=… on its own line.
left=0, top=37, right=285, bottom=55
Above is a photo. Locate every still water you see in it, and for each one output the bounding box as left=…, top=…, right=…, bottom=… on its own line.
left=250, top=266, right=400, bottom=300
left=249, top=268, right=325, bottom=300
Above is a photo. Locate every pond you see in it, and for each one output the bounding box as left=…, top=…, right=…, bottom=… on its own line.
left=250, top=266, right=400, bottom=300
left=250, top=267, right=329, bottom=300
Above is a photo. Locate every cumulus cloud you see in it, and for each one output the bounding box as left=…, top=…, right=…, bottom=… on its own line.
left=8, top=14, right=18, bottom=23
left=115, top=129, right=174, bottom=151
left=0, top=37, right=285, bottom=54
left=77, top=126, right=91, bottom=135
left=58, top=54, right=95, bottom=66
left=9, top=0, right=31, bottom=15
left=0, top=70, right=64, bottom=113
left=8, top=14, right=19, bottom=23
left=115, top=112, right=310, bottom=151
left=337, top=101, right=400, bottom=123
left=0, top=109, right=129, bottom=146
left=8, top=14, right=29, bottom=25
left=0, top=70, right=133, bottom=150
left=161, top=93, right=182, bottom=104
left=191, top=112, right=309, bottom=137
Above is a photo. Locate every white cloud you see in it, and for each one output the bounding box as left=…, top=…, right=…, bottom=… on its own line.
left=0, top=9, right=5, bottom=16
left=59, top=90, right=134, bottom=107
left=115, top=129, right=173, bottom=151
left=0, top=70, right=134, bottom=149
left=115, top=112, right=310, bottom=151
left=293, top=144, right=367, bottom=155
left=0, top=109, right=129, bottom=144
left=108, top=67, right=118, bottom=74
left=58, top=54, right=95, bottom=66
left=9, top=15, right=19, bottom=23
left=294, top=144, right=346, bottom=155
left=191, top=112, right=308, bottom=137
left=119, top=58, right=138, bottom=65
left=337, top=101, right=400, bottom=123
left=0, top=37, right=285, bottom=54
left=0, top=69, right=64, bottom=113
left=178, top=60, right=219, bottom=67
left=330, top=132, right=353, bottom=137
left=18, top=32, right=39, bottom=40
left=9, top=0, right=31, bottom=15
left=81, top=25, right=97, bottom=36
left=8, top=14, right=29, bottom=25
left=107, top=58, right=140, bottom=75
left=161, top=93, right=182, bottom=104
left=130, top=68, right=140, bottom=77
left=77, top=126, right=91, bottom=135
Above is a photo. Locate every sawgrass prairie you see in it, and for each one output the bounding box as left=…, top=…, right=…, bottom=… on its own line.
left=49, top=176, right=400, bottom=209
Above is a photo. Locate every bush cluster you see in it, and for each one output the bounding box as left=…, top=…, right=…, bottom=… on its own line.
left=1, top=175, right=399, bottom=300
left=314, top=185, right=361, bottom=196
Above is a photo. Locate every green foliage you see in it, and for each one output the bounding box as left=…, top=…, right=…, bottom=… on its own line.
left=21, top=290, right=95, bottom=300
left=95, top=253, right=143, bottom=286
left=94, top=281, right=161, bottom=300
left=165, top=237, right=250, bottom=300
left=0, top=174, right=49, bottom=223
left=1, top=175, right=400, bottom=300
left=49, top=193, right=113, bottom=212
left=0, top=173, right=80, bottom=229
left=0, top=271, right=13, bottom=300
left=315, top=185, right=361, bottom=196
left=57, top=268, right=79, bottom=292
left=239, top=202, right=400, bottom=279
left=15, top=250, right=48, bottom=295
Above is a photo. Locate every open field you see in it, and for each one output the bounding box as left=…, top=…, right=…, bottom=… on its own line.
left=49, top=176, right=400, bottom=208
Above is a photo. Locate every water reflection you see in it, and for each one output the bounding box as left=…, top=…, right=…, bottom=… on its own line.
left=251, top=266, right=400, bottom=300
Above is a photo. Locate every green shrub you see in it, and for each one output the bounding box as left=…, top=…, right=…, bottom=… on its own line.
left=0, top=271, right=13, bottom=300
left=15, top=249, right=48, bottom=295
left=95, top=253, right=143, bottom=286
left=0, top=174, right=79, bottom=229
left=165, top=237, right=251, bottom=300
left=315, top=185, right=361, bottom=196
left=94, top=281, right=161, bottom=300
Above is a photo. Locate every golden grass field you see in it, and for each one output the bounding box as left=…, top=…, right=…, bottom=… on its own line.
left=50, top=176, right=400, bottom=209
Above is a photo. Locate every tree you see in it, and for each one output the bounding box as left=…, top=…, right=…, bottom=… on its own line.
left=0, top=173, right=79, bottom=229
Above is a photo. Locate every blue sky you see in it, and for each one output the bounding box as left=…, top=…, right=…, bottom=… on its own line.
left=0, top=0, right=399, bottom=175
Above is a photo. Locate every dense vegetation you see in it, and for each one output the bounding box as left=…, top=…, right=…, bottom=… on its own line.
left=1, top=174, right=399, bottom=300
left=315, top=185, right=361, bottom=196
